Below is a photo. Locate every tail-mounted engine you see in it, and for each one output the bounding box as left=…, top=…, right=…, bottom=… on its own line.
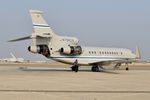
left=28, top=45, right=50, bottom=57
left=60, top=46, right=82, bottom=55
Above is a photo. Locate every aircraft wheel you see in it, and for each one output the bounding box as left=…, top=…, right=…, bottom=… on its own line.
left=126, top=67, right=129, bottom=71
left=91, top=65, right=99, bottom=72
left=95, top=66, right=99, bottom=72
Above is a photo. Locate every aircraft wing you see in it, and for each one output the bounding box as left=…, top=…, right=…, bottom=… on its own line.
left=88, top=59, right=133, bottom=66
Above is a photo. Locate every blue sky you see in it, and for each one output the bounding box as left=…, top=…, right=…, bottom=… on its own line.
left=0, top=0, right=150, bottom=60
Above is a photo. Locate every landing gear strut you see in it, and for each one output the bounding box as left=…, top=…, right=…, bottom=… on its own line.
left=91, top=64, right=99, bottom=72
left=125, top=63, right=129, bottom=71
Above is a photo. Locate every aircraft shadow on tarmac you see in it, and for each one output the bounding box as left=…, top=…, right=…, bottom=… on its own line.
left=18, top=67, right=119, bottom=74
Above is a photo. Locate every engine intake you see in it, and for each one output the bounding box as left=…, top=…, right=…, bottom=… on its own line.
left=60, top=46, right=82, bottom=55
left=28, top=45, right=50, bottom=57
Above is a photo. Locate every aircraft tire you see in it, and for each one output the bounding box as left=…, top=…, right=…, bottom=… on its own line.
left=95, top=66, right=99, bottom=72
left=126, top=67, right=129, bottom=71
left=91, top=66, right=99, bottom=72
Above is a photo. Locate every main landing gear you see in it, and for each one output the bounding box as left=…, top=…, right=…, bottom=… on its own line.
left=91, top=64, right=99, bottom=72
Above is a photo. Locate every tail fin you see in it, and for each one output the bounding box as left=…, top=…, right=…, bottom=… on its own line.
left=135, top=47, right=141, bottom=60
left=10, top=53, right=16, bottom=59
left=30, top=10, right=55, bottom=37
left=8, top=10, right=54, bottom=42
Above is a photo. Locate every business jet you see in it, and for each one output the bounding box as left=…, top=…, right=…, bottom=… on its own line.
left=2, top=53, right=24, bottom=63
left=9, top=10, right=141, bottom=72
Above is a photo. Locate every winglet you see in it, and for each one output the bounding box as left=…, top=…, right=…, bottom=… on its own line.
left=135, top=46, right=141, bottom=60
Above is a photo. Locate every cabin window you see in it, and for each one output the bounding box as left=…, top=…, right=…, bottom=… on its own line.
left=102, top=52, right=104, bottom=54
left=107, top=52, right=109, bottom=55
left=99, top=51, right=101, bottom=54
left=94, top=51, right=96, bottom=54
left=121, top=52, right=123, bottom=55
left=89, top=51, right=91, bottom=54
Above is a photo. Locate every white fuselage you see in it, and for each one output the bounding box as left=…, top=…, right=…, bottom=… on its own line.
left=50, top=47, right=136, bottom=66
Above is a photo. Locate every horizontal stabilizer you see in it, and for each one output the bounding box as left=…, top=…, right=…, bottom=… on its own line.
left=8, top=35, right=31, bottom=42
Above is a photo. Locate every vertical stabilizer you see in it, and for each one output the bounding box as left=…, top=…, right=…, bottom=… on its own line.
left=135, top=47, right=141, bottom=60
left=29, top=10, right=55, bottom=36
left=10, top=53, right=17, bottom=59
